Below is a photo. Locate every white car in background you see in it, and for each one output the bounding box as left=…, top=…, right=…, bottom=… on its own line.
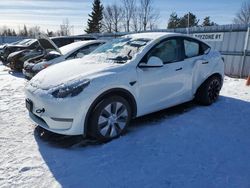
left=25, top=32, right=224, bottom=142
left=23, top=40, right=105, bottom=79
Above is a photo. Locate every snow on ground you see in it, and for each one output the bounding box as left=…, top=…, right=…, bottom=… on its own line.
left=0, top=61, right=250, bottom=188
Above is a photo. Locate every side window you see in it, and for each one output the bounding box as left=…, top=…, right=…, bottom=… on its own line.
left=78, top=43, right=102, bottom=55
left=147, top=39, right=180, bottom=64
left=30, top=41, right=39, bottom=48
left=61, top=39, right=72, bottom=46
left=184, top=39, right=210, bottom=58
left=66, top=43, right=102, bottom=59
left=52, top=39, right=62, bottom=48
left=184, top=39, right=199, bottom=58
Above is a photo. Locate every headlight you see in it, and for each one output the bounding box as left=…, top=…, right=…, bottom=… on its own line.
left=51, top=79, right=90, bottom=98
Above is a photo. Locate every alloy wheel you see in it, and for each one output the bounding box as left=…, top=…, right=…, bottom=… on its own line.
left=98, top=102, right=128, bottom=138
left=207, top=79, right=221, bottom=103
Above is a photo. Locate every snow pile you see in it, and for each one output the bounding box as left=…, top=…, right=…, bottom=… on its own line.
left=0, top=62, right=250, bottom=188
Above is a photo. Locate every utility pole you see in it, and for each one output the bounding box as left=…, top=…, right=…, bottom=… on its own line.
left=187, top=12, right=190, bottom=35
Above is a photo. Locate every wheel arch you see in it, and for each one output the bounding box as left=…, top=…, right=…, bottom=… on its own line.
left=84, top=88, right=137, bottom=135
left=206, top=73, right=223, bottom=85
left=195, top=72, right=223, bottom=97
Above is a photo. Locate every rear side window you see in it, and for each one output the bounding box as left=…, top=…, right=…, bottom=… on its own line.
left=184, top=39, right=210, bottom=58
left=184, top=40, right=199, bottom=58
left=52, top=38, right=73, bottom=47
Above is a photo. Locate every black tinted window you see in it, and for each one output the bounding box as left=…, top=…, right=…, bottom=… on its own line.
left=29, top=41, right=39, bottom=48
left=78, top=43, right=102, bottom=55
left=52, top=38, right=73, bottom=47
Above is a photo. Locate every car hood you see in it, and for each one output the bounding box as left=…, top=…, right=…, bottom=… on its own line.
left=5, top=45, right=27, bottom=49
left=0, top=44, right=6, bottom=49
left=38, top=36, right=61, bottom=54
left=8, top=49, right=27, bottom=58
left=29, top=57, right=121, bottom=90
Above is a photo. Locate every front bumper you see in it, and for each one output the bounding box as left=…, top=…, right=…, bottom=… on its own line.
left=25, top=88, right=92, bottom=135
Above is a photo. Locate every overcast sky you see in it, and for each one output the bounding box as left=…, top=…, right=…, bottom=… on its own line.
left=0, top=0, right=246, bottom=35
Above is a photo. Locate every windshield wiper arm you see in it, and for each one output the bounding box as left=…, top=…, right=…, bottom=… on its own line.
left=107, top=49, right=134, bottom=64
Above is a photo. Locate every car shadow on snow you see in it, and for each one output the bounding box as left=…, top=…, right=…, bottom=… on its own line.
left=34, top=96, right=250, bottom=187
left=34, top=100, right=196, bottom=148
left=8, top=70, right=25, bottom=78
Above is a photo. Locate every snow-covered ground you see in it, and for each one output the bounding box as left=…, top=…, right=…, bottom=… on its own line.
left=0, top=62, right=250, bottom=188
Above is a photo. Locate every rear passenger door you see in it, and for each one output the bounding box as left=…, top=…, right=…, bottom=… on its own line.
left=182, top=38, right=211, bottom=94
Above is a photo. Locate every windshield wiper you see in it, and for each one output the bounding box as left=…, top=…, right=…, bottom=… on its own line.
left=107, top=50, right=132, bottom=64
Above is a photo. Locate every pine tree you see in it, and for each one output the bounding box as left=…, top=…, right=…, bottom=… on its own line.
left=179, top=12, right=199, bottom=28
left=12, top=29, right=16, bottom=36
left=167, top=12, right=180, bottom=29
left=85, top=0, right=104, bottom=33
left=7, top=28, right=12, bottom=36
left=23, top=25, right=28, bottom=36
left=202, top=16, right=217, bottom=26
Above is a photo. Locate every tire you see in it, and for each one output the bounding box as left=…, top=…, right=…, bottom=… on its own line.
left=195, top=76, right=222, bottom=105
left=88, top=96, right=132, bottom=142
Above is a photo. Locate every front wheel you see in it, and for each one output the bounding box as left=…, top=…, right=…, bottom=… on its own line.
left=195, top=76, right=222, bottom=105
left=88, top=96, right=132, bottom=142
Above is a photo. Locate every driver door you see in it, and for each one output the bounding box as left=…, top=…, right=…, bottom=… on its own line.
left=136, top=38, right=192, bottom=116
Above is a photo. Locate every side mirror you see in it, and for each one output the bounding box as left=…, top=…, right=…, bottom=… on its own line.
left=139, top=56, right=164, bottom=68
left=76, top=52, right=84, bottom=58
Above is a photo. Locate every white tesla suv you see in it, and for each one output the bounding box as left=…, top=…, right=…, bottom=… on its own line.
left=25, top=32, right=224, bottom=141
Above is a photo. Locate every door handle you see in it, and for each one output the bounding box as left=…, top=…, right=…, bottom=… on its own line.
left=175, top=67, right=183, bottom=71
left=202, top=61, right=209, bottom=64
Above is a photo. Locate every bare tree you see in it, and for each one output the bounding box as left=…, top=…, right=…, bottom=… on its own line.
left=0, top=26, right=8, bottom=36
left=122, top=0, right=136, bottom=32
left=131, top=8, right=140, bottom=32
left=46, top=29, right=55, bottom=37
left=102, top=4, right=124, bottom=33
left=148, top=9, right=160, bottom=30
left=131, top=7, right=145, bottom=32
left=28, top=26, right=41, bottom=37
left=103, top=5, right=113, bottom=33
left=139, top=0, right=159, bottom=31
left=59, top=18, right=72, bottom=36
left=234, top=1, right=250, bottom=24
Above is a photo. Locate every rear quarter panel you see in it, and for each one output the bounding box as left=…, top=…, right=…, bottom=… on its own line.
left=192, top=50, right=224, bottom=95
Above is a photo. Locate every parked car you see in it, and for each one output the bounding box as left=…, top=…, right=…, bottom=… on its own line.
left=0, top=40, right=22, bottom=61
left=0, top=45, right=6, bottom=62
left=51, top=35, right=97, bottom=47
left=1, top=39, right=39, bottom=64
left=6, top=35, right=97, bottom=71
left=7, top=46, right=43, bottom=71
left=23, top=40, right=105, bottom=79
left=25, top=32, right=224, bottom=142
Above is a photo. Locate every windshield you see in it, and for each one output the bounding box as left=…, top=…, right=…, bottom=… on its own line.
left=59, top=41, right=89, bottom=55
left=91, top=37, right=151, bottom=64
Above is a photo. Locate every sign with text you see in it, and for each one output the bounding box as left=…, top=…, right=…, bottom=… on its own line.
left=193, top=33, right=224, bottom=42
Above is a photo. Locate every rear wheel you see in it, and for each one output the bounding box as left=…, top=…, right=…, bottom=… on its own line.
left=195, top=76, right=222, bottom=105
left=89, top=96, right=132, bottom=142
